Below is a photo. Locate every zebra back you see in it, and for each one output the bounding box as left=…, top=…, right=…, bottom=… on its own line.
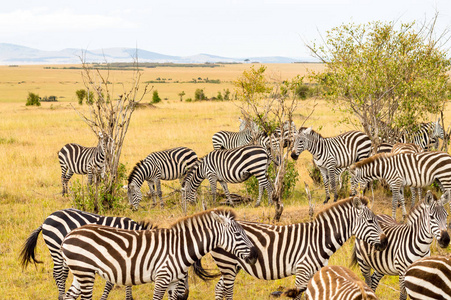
left=391, top=142, right=423, bottom=154
left=405, top=255, right=451, bottom=300
left=306, top=266, right=378, bottom=300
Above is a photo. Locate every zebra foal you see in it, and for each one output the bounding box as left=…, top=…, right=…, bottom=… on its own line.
left=60, top=208, right=257, bottom=300
left=405, top=255, right=451, bottom=300
left=20, top=208, right=153, bottom=300
left=291, top=127, right=372, bottom=203
left=58, top=131, right=107, bottom=195
left=194, top=196, right=387, bottom=300
left=182, top=145, right=273, bottom=206
left=350, top=151, right=451, bottom=220
left=127, top=147, right=197, bottom=209
left=352, top=191, right=450, bottom=300
left=306, top=266, right=378, bottom=300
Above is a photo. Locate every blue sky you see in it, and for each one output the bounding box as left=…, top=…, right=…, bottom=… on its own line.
left=1, top=0, right=450, bottom=58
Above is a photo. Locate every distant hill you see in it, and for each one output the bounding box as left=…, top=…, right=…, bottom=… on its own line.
left=0, top=43, right=318, bottom=65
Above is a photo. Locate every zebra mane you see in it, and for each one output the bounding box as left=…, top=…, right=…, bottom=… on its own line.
left=300, top=127, right=323, bottom=139
left=169, top=208, right=236, bottom=228
left=405, top=192, right=438, bottom=225
left=315, top=196, right=369, bottom=219
left=128, top=160, right=146, bottom=185
left=182, top=157, right=203, bottom=187
left=137, top=220, right=158, bottom=230
left=350, top=152, right=395, bottom=170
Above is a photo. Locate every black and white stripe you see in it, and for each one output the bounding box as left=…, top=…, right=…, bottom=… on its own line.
left=351, top=191, right=450, bottom=300
left=306, top=266, right=378, bottom=300
left=60, top=209, right=258, bottom=300
left=19, top=208, right=153, bottom=300
left=405, top=255, right=451, bottom=300
left=291, top=127, right=372, bottom=203
left=194, top=196, right=387, bottom=300
left=58, top=132, right=107, bottom=195
left=350, top=151, right=451, bottom=219
left=182, top=145, right=274, bottom=206
left=399, top=121, right=444, bottom=150
left=127, top=147, right=198, bottom=209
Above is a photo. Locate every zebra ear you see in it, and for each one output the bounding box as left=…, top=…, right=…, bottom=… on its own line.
left=425, top=190, right=435, bottom=205
left=211, top=211, right=230, bottom=226
left=440, top=191, right=450, bottom=206
left=352, top=196, right=364, bottom=211
left=304, top=127, right=313, bottom=134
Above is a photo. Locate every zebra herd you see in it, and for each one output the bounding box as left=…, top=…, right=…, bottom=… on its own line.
left=20, top=117, right=451, bottom=299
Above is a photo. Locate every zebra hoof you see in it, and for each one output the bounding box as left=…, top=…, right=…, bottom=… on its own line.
left=323, top=197, right=330, bottom=204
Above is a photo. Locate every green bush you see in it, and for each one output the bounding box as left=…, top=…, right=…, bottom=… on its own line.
left=194, top=89, right=206, bottom=101
left=185, top=98, right=193, bottom=102
left=152, top=90, right=162, bottom=104
left=70, top=163, right=128, bottom=213
left=26, top=92, right=40, bottom=106
left=244, top=161, right=299, bottom=201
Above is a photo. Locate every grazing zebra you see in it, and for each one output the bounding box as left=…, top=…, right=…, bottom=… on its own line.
left=350, top=151, right=451, bottom=220
left=58, top=131, right=107, bottom=195
left=305, top=266, right=378, bottom=300
left=405, top=255, right=451, bottom=300
left=194, top=196, right=387, bottom=300
left=291, top=127, right=372, bottom=203
left=239, top=118, right=297, bottom=148
left=182, top=145, right=274, bottom=207
left=127, top=147, right=198, bottom=209
left=351, top=191, right=450, bottom=300
left=19, top=208, right=153, bottom=300
left=399, top=121, right=444, bottom=150
left=60, top=208, right=258, bottom=300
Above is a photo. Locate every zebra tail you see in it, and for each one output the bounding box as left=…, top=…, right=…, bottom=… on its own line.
left=350, top=243, right=358, bottom=268
left=19, top=225, right=43, bottom=268
left=192, top=259, right=221, bottom=281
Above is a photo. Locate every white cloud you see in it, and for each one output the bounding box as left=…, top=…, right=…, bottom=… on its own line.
left=0, top=9, right=137, bottom=33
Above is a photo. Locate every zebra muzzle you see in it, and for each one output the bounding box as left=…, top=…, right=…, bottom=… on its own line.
left=375, top=234, right=388, bottom=251
left=290, top=152, right=299, bottom=160
left=244, top=246, right=258, bottom=265
left=438, top=230, right=450, bottom=248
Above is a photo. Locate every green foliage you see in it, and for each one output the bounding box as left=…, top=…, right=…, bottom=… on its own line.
left=194, top=89, right=206, bottom=101
left=234, top=66, right=271, bottom=104
left=216, top=91, right=223, bottom=100
left=185, top=98, right=193, bottom=102
left=70, top=163, right=129, bottom=214
left=26, top=92, right=40, bottom=106
left=309, top=20, right=451, bottom=141
left=223, top=88, right=231, bottom=100
left=152, top=90, right=162, bottom=104
left=178, top=91, right=185, bottom=102
left=244, top=161, right=299, bottom=200
left=75, top=89, right=95, bottom=105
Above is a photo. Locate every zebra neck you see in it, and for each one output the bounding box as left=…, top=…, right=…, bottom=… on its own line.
left=172, top=222, right=216, bottom=260
left=304, top=134, right=322, bottom=159
left=406, top=204, right=433, bottom=245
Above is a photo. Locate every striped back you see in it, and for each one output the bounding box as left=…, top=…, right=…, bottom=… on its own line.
left=61, top=209, right=257, bottom=299
left=400, top=122, right=444, bottom=150
left=306, top=266, right=378, bottom=300
left=127, top=147, right=197, bottom=209
left=405, top=255, right=451, bottom=300
left=391, top=142, right=423, bottom=154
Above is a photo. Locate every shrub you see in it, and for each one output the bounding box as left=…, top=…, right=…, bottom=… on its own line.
left=26, top=92, right=40, bottom=106
left=194, top=89, right=206, bottom=101
left=185, top=98, right=193, bottom=102
left=152, top=90, right=162, bottom=104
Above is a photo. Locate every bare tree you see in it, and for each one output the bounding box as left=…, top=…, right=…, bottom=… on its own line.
left=72, top=54, right=151, bottom=209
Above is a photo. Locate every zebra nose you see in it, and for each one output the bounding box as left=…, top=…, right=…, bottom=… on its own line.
left=245, top=246, right=258, bottom=265
left=290, top=152, right=299, bottom=160
left=375, top=234, right=388, bottom=251
left=438, top=230, right=450, bottom=248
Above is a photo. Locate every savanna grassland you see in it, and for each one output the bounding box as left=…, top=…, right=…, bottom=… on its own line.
left=1, top=63, right=450, bottom=300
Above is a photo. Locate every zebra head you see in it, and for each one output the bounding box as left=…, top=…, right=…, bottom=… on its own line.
left=290, top=127, right=312, bottom=160
left=211, top=210, right=258, bottom=265
left=127, top=182, right=142, bottom=210
left=351, top=196, right=387, bottom=251
left=181, top=159, right=203, bottom=204
left=425, top=190, right=450, bottom=248
left=433, top=119, right=445, bottom=139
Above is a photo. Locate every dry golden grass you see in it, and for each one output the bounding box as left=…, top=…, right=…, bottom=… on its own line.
left=1, top=63, right=450, bottom=300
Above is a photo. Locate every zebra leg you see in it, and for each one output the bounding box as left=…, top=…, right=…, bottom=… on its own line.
left=207, top=175, right=218, bottom=203
left=64, top=274, right=95, bottom=300
left=52, top=256, right=69, bottom=300
left=155, top=179, right=164, bottom=208
left=265, top=178, right=274, bottom=206
left=63, top=277, right=81, bottom=300
left=215, top=274, right=237, bottom=300
left=99, top=281, right=123, bottom=300
left=153, top=274, right=172, bottom=300
left=329, top=169, right=338, bottom=202
left=410, top=187, right=416, bottom=209
left=284, top=266, right=311, bottom=299
left=62, top=171, right=74, bottom=195
left=125, top=286, right=133, bottom=300
left=318, top=166, right=330, bottom=204
left=147, top=180, right=158, bottom=206
left=370, top=271, right=384, bottom=292
left=219, top=181, right=233, bottom=206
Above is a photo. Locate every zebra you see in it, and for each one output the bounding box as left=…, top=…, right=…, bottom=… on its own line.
left=19, top=208, right=154, bottom=300
left=60, top=208, right=258, bottom=300
left=194, top=196, right=387, bottom=300
left=399, top=120, right=444, bottom=150
left=350, top=151, right=451, bottom=220
left=58, top=131, right=107, bottom=195
left=127, top=147, right=198, bottom=209
left=181, top=145, right=274, bottom=207
left=351, top=191, right=450, bottom=300
left=405, top=255, right=451, bottom=300
left=305, top=266, right=378, bottom=300
left=239, top=118, right=297, bottom=148
left=291, top=127, right=372, bottom=203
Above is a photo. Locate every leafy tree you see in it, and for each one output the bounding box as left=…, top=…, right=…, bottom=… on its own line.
left=216, top=91, right=223, bottom=100
left=152, top=90, right=161, bottom=104
left=26, top=92, right=41, bottom=106
left=308, top=18, right=451, bottom=146
left=223, top=88, right=231, bottom=100
left=194, top=89, right=206, bottom=101
left=76, top=89, right=87, bottom=105
left=178, top=91, right=185, bottom=102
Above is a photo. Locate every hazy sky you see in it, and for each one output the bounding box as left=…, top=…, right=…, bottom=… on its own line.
left=2, top=0, right=450, bottom=58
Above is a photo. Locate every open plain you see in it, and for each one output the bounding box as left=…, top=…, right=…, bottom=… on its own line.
left=1, top=63, right=450, bottom=299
